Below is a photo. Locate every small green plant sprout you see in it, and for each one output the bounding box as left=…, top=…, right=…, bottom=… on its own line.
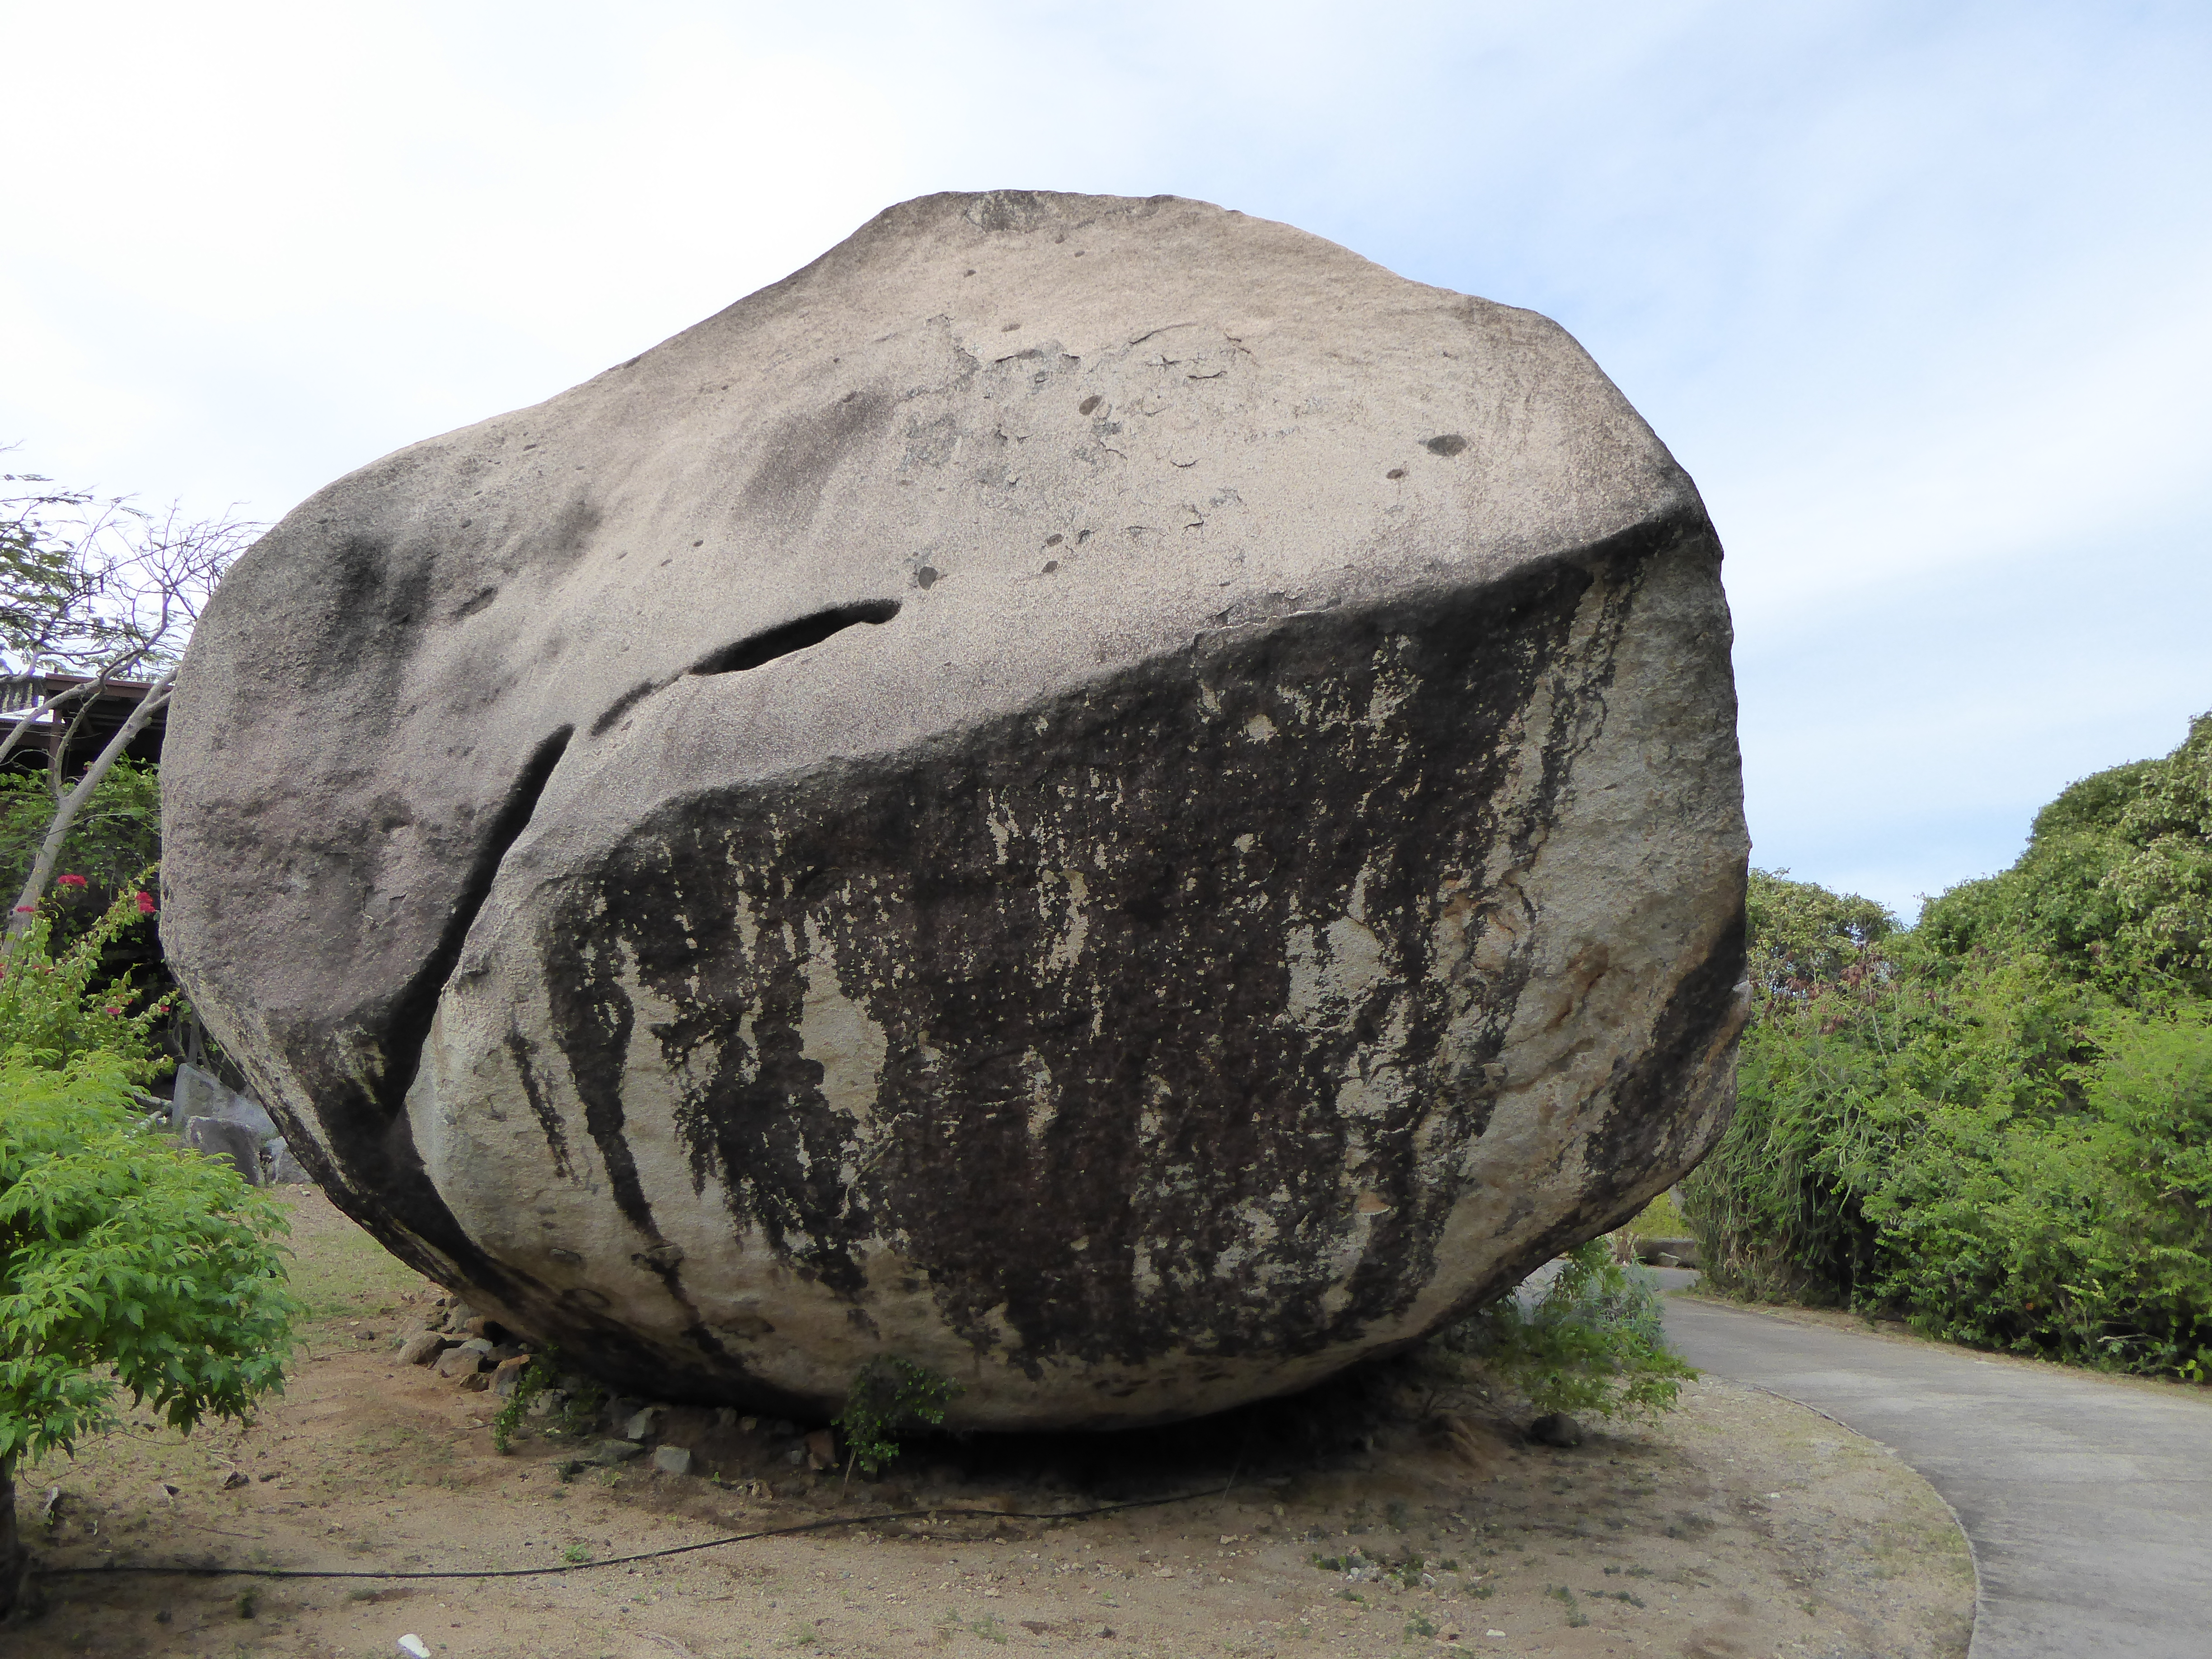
left=1548, top=1585, right=1589, bottom=1627
left=553, top=1375, right=607, bottom=1439
left=562, top=1543, right=592, bottom=1565
left=831, top=1355, right=960, bottom=1483
left=492, top=1348, right=559, bottom=1453
left=1404, top=1612, right=1439, bottom=1639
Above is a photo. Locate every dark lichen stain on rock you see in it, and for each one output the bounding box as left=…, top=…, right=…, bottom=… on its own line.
left=158, top=192, right=1749, bottom=1424
left=530, top=525, right=1715, bottom=1386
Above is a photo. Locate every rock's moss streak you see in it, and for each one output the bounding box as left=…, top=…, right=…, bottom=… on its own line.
left=161, top=191, right=1750, bottom=1427
left=403, top=521, right=1745, bottom=1422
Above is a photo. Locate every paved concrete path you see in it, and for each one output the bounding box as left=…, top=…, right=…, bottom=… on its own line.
left=1655, top=1285, right=2212, bottom=1659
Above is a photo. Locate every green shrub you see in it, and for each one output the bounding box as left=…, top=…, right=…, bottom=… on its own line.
left=1684, top=712, right=2212, bottom=1380
left=1434, top=1241, right=1694, bottom=1420
left=0, top=883, right=171, bottom=1083
left=0, top=1050, right=298, bottom=1610
left=0, top=881, right=294, bottom=1612
left=1864, top=1012, right=2212, bottom=1375
left=832, top=1355, right=960, bottom=1476
left=0, top=760, right=161, bottom=908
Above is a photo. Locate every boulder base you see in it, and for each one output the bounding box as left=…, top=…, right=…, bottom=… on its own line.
left=162, top=190, right=1747, bottom=1428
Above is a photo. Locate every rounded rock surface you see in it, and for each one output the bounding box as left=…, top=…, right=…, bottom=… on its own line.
left=162, top=190, right=1748, bottom=1429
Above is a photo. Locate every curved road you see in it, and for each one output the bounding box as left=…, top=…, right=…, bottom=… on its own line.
left=1655, top=1283, right=2212, bottom=1659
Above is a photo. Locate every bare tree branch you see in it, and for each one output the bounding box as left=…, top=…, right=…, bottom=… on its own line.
left=7, top=667, right=176, bottom=937
left=0, top=452, right=258, bottom=935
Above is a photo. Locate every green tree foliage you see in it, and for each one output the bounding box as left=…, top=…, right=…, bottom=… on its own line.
left=0, top=887, right=171, bottom=1084
left=1745, top=866, right=1896, bottom=995
left=0, top=760, right=160, bottom=899
left=0, top=760, right=161, bottom=962
left=0, top=888, right=295, bottom=1616
left=0, top=472, right=119, bottom=675
left=1685, top=714, right=2212, bottom=1382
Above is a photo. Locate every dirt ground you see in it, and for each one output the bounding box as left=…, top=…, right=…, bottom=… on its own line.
left=14, top=1191, right=1973, bottom=1659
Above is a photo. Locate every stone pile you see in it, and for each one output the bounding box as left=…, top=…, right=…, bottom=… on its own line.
left=392, top=1288, right=829, bottom=1480
left=390, top=1292, right=534, bottom=1396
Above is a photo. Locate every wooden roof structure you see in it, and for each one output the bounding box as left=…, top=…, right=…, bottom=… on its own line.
left=0, top=672, right=167, bottom=777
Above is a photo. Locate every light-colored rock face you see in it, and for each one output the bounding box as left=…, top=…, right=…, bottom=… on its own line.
left=162, top=190, right=1748, bottom=1429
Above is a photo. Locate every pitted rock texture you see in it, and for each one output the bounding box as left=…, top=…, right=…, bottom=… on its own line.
left=162, top=189, right=1748, bottom=1429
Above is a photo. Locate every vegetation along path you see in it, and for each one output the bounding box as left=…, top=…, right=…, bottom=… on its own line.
left=1656, top=1281, right=2212, bottom=1659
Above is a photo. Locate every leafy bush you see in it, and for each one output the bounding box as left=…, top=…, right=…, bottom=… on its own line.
left=832, top=1355, right=961, bottom=1476
left=1684, top=712, right=2212, bottom=1381
left=0, top=1050, right=297, bottom=1610
left=0, top=764, right=168, bottom=1019
left=0, top=876, right=292, bottom=1613
left=1863, top=1012, right=2212, bottom=1377
left=1433, top=1241, right=1694, bottom=1420
left=0, top=759, right=161, bottom=913
left=0, top=884, right=171, bottom=1084
left=0, top=1053, right=296, bottom=1451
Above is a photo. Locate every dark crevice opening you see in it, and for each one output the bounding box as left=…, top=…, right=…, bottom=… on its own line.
left=374, top=724, right=574, bottom=1120
left=688, top=600, right=900, bottom=676
left=590, top=678, right=658, bottom=736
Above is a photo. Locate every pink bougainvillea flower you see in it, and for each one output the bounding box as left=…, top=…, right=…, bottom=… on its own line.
left=104, top=1006, right=119, bottom=1016
left=136, top=890, right=157, bottom=914
left=56, top=874, right=87, bottom=888
left=12, top=904, right=34, bottom=913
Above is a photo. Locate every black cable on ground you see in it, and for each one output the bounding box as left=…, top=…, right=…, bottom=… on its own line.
left=37, top=1486, right=1232, bottom=1584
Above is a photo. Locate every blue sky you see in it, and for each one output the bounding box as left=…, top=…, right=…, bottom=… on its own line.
left=3, top=1, right=2206, bottom=919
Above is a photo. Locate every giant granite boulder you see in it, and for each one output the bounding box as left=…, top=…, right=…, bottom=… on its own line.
left=162, top=191, right=1748, bottom=1428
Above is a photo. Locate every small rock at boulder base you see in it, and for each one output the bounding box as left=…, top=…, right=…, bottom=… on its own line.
left=435, top=1345, right=485, bottom=1380
left=489, top=1355, right=532, bottom=1397
left=396, top=1330, right=446, bottom=1366
left=804, top=1429, right=837, bottom=1472
left=588, top=1439, right=644, bottom=1466
left=620, top=1406, right=661, bottom=1442
left=1530, top=1412, right=1584, bottom=1448
left=651, top=1444, right=693, bottom=1477
left=163, top=188, right=1748, bottom=1430
left=179, top=1117, right=261, bottom=1186
left=264, top=1138, right=310, bottom=1185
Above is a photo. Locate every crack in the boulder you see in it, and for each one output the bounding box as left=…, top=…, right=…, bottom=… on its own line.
left=375, top=723, right=575, bottom=1121
left=268, top=722, right=587, bottom=1362
left=687, top=600, right=900, bottom=676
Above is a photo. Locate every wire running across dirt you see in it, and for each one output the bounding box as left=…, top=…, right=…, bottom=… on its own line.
left=37, top=1487, right=1234, bottom=1584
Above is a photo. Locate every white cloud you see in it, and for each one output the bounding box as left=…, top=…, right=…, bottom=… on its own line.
left=1, top=0, right=2206, bottom=908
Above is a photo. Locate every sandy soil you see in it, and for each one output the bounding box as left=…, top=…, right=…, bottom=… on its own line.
left=14, top=1192, right=1973, bottom=1659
